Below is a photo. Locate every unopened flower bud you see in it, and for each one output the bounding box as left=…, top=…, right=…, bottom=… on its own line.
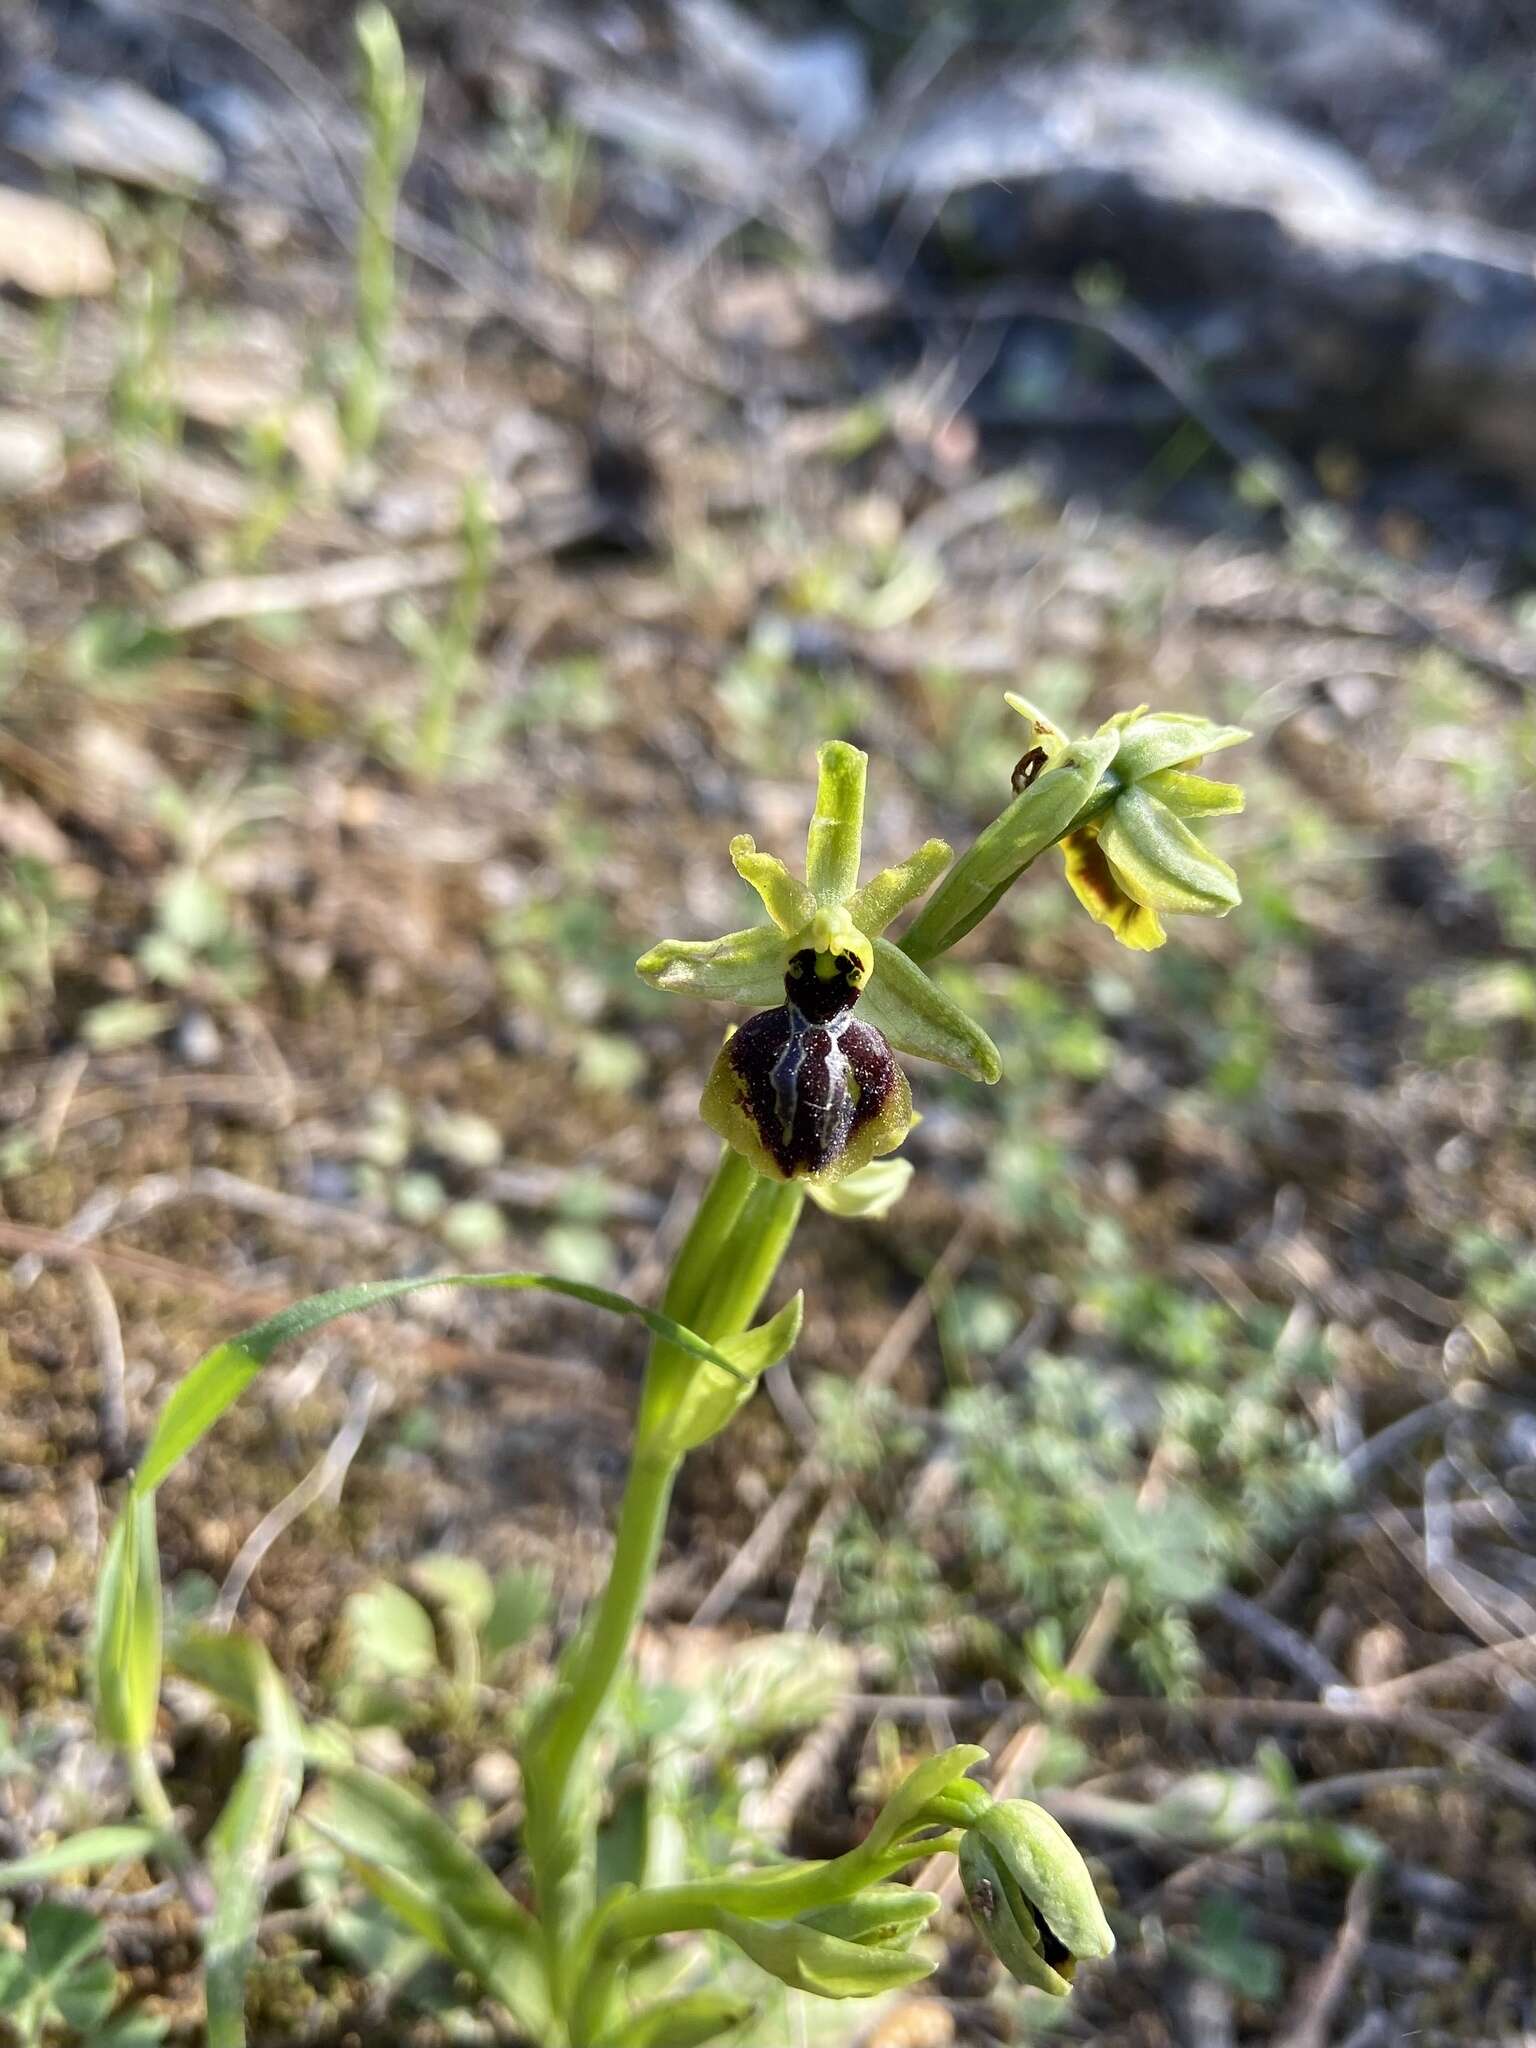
left=960, top=1800, right=1114, bottom=1996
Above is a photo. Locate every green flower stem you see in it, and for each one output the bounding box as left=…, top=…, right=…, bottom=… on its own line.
left=658, top=1145, right=760, bottom=1330
left=593, top=1833, right=966, bottom=1954
left=525, top=1150, right=805, bottom=2027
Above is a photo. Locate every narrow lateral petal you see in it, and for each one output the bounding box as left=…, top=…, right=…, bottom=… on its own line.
left=730, top=835, right=816, bottom=934
left=847, top=838, right=952, bottom=937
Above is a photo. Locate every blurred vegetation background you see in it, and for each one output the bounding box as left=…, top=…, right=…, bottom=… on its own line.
left=1, top=0, right=1534, bottom=2042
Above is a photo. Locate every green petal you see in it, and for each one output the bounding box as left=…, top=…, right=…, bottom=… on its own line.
left=863, top=939, right=1001, bottom=1083
left=636, top=924, right=786, bottom=1006
left=1097, top=788, right=1241, bottom=916
left=805, top=742, right=867, bottom=906
left=846, top=838, right=952, bottom=937
left=1108, top=712, right=1250, bottom=782
left=1141, top=768, right=1245, bottom=819
left=730, top=835, right=816, bottom=934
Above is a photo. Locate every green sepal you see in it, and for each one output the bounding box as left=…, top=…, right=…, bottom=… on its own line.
left=799, top=1886, right=940, bottom=1949
left=864, top=1745, right=988, bottom=1857
left=636, top=924, right=786, bottom=1007
left=805, top=742, right=867, bottom=906
left=960, top=1831, right=1071, bottom=1995
left=716, top=1910, right=936, bottom=1999
left=862, top=939, right=1001, bottom=1083
left=846, top=839, right=952, bottom=938
left=1105, top=710, right=1249, bottom=782
left=731, top=836, right=816, bottom=935
left=1141, top=768, right=1245, bottom=819
left=1096, top=787, right=1241, bottom=916
left=597, top=1990, right=756, bottom=2048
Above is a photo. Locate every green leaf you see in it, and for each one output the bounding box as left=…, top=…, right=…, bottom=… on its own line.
left=644, top=1291, right=804, bottom=1457
left=309, top=1765, right=548, bottom=2034
left=0, top=1826, right=163, bottom=1888
left=130, top=1272, right=753, bottom=1501
left=54, top=1952, right=119, bottom=2031
left=805, top=742, right=867, bottom=906
left=861, top=940, right=1001, bottom=1083
left=342, top=1582, right=438, bottom=1682
left=483, top=1566, right=553, bottom=1659
left=202, top=1634, right=305, bottom=2048
left=411, top=1555, right=495, bottom=1634
left=94, top=1493, right=163, bottom=1750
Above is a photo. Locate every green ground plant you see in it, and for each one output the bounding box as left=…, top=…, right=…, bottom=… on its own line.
left=341, top=6, right=423, bottom=463
left=18, top=698, right=1254, bottom=2045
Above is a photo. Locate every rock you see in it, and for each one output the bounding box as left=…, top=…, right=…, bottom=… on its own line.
left=0, top=409, right=63, bottom=497
left=877, top=62, right=1536, bottom=482
left=0, top=185, right=114, bottom=296
left=5, top=66, right=225, bottom=192
left=673, top=0, right=869, bottom=155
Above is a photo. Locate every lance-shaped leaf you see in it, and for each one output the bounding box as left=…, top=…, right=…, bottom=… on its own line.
left=203, top=1633, right=304, bottom=2048
left=309, top=1765, right=548, bottom=2034
left=598, top=1991, right=755, bottom=2048
left=862, top=940, right=1001, bottom=1083
left=805, top=742, right=866, bottom=905
left=645, top=1291, right=805, bottom=1456
left=0, top=1827, right=165, bottom=1889
left=94, top=1491, right=162, bottom=1751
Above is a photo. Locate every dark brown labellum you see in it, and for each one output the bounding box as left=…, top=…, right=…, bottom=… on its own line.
left=708, top=947, right=905, bottom=1181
